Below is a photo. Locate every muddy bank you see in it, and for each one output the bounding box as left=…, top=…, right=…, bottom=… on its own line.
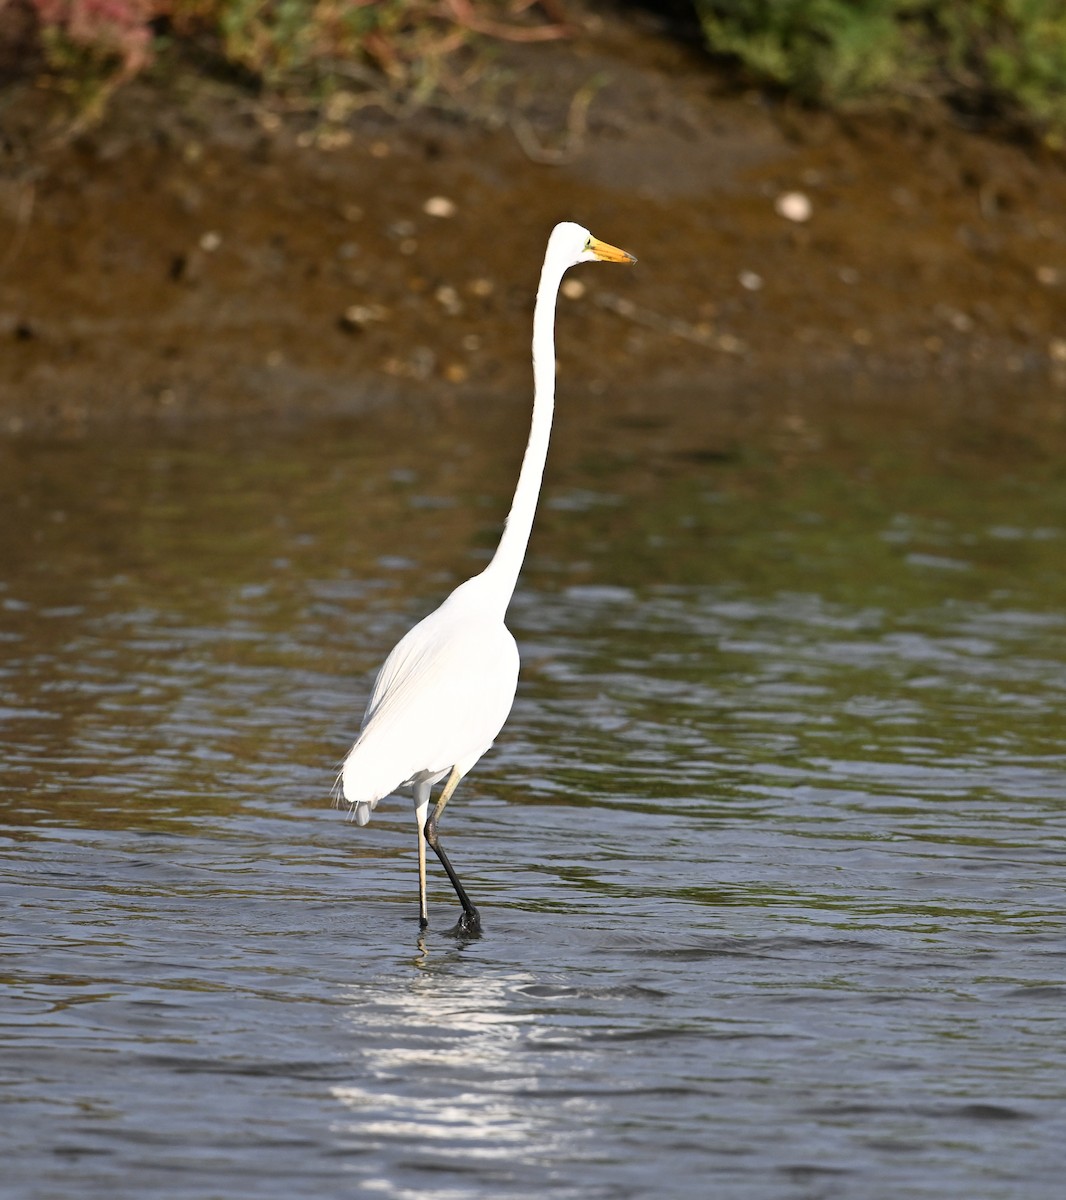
left=2, top=5, right=1066, bottom=434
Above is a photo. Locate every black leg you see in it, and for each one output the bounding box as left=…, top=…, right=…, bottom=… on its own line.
left=425, top=810, right=482, bottom=936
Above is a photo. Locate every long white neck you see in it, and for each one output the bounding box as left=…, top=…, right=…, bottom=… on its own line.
left=480, top=250, right=567, bottom=611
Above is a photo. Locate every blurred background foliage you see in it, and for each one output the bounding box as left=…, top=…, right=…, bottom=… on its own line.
left=5, top=0, right=1066, bottom=138
left=694, top=1, right=1066, bottom=135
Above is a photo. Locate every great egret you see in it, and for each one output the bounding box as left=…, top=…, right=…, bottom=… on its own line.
left=338, top=221, right=636, bottom=934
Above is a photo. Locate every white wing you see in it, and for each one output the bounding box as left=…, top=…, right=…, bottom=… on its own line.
left=340, top=589, right=520, bottom=815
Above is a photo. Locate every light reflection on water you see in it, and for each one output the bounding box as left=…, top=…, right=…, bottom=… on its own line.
left=2, top=385, right=1066, bottom=1198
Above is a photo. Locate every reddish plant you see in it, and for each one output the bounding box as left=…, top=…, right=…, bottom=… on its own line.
left=32, top=0, right=158, bottom=77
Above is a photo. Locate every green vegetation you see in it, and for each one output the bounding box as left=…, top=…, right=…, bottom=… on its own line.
left=27, top=0, right=521, bottom=98
left=694, top=1, right=1066, bottom=138
left=13, top=2, right=1066, bottom=139
left=170, top=0, right=496, bottom=96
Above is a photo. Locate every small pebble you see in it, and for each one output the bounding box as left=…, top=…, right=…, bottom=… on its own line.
left=423, top=196, right=457, bottom=218
left=738, top=270, right=763, bottom=291
left=775, top=191, right=812, bottom=223
left=199, top=231, right=222, bottom=253
left=561, top=279, right=586, bottom=300
left=340, top=304, right=387, bottom=332
left=467, top=278, right=494, bottom=297
left=434, top=285, right=463, bottom=315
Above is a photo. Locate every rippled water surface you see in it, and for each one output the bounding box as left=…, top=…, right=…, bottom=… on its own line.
left=3, top=385, right=1066, bottom=1199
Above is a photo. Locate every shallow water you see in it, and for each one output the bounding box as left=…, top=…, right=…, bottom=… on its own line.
left=2, top=384, right=1066, bottom=1199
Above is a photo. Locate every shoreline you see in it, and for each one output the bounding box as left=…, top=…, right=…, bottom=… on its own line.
left=2, top=6, right=1066, bottom=434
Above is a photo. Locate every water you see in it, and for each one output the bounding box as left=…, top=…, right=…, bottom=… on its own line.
left=2, top=384, right=1066, bottom=1199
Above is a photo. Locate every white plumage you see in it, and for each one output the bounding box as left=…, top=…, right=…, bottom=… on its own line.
left=338, top=222, right=636, bottom=934
left=342, top=578, right=520, bottom=826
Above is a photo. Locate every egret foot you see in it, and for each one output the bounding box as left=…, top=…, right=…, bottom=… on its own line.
left=446, top=907, right=482, bottom=939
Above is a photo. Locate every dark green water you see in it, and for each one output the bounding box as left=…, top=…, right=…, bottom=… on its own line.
left=2, top=383, right=1065, bottom=1198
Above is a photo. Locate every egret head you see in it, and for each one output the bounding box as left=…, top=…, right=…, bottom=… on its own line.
left=548, top=221, right=637, bottom=271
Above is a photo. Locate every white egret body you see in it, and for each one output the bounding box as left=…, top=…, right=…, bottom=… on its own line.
left=339, top=222, right=636, bottom=933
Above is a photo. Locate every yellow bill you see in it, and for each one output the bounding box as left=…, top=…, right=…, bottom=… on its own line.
left=589, top=236, right=637, bottom=265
